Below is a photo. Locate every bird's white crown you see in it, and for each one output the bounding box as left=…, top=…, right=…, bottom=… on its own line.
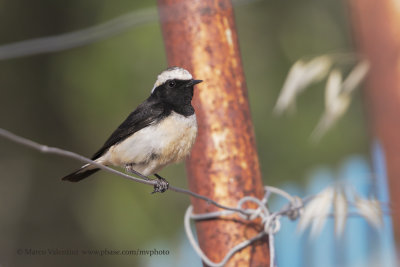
left=151, top=67, right=193, bottom=93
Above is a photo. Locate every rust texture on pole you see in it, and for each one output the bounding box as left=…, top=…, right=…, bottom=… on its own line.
left=349, top=0, right=400, bottom=242
left=158, top=0, right=269, bottom=266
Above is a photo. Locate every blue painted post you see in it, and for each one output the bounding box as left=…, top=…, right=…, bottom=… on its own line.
left=371, top=142, right=398, bottom=267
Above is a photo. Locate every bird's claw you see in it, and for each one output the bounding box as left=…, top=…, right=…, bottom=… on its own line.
left=152, top=177, right=169, bottom=194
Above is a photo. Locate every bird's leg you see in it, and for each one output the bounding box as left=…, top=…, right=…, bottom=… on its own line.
left=152, top=173, right=169, bottom=194
left=125, top=164, right=150, bottom=181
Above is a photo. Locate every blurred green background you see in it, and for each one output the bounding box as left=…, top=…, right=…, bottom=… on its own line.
left=0, top=0, right=369, bottom=266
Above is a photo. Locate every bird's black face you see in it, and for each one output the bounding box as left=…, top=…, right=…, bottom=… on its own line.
left=154, top=79, right=202, bottom=107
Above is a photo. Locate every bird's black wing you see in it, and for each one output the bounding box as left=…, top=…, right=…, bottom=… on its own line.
left=91, top=99, right=169, bottom=160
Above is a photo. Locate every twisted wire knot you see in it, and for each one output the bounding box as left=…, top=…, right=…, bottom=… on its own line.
left=287, top=195, right=304, bottom=220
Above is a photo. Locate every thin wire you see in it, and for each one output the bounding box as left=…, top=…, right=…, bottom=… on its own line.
left=269, top=233, right=276, bottom=267
left=0, top=8, right=158, bottom=60
left=266, top=186, right=297, bottom=203
left=0, top=127, right=250, bottom=216
left=0, top=128, right=155, bottom=186
left=0, top=0, right=262, bottom=61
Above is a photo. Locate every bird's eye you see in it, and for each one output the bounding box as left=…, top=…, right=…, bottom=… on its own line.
left=167, top=80, right=176, bottom=88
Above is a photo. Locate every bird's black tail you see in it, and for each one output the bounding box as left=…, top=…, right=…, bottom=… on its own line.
left=62, top=164, right=100, bottom=182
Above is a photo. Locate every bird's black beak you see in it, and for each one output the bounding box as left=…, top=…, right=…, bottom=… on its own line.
left=186, top=79, right=203, bottom=87
left=193, top=79, right=203, bottom=85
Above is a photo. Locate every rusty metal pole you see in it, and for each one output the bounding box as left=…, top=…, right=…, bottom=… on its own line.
left=158, top=0, right=269, bottom=266
left=349, top=0, right=400, bottom=243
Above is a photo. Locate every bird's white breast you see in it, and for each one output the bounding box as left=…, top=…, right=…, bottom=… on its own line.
left=102, top=112, right=197, bottom=175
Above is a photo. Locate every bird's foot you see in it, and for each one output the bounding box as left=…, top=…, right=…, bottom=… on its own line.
left=152, top=174, right=169, bottom=194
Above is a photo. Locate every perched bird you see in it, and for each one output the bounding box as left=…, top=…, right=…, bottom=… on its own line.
left=62, top=67, right=202, bottom=193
